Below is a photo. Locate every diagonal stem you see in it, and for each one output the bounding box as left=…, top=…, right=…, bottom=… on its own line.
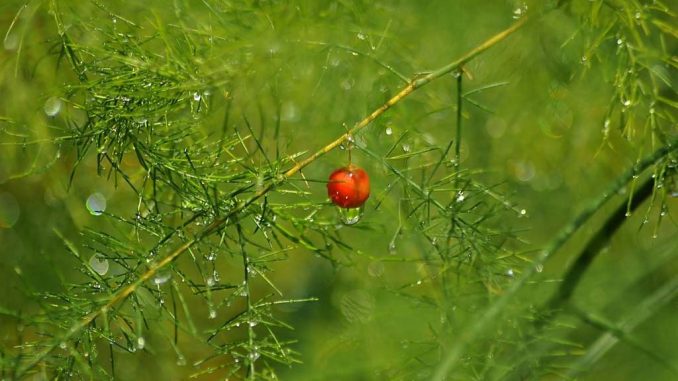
left=431, top=137, right=678, bottom=381
left=17, top=15, right=529, bottom=376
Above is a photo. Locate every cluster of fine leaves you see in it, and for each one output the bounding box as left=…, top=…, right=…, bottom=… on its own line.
left=0, top=0, right=675, bottom=380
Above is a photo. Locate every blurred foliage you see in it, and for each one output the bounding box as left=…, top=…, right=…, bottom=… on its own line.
left=0, top=0, right=676, bottom=380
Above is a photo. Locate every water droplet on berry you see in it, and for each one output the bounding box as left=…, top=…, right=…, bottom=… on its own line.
left=338, top=206, right=364, bottom=225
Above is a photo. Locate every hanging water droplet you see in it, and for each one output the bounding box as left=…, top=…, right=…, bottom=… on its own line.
left=357, top=32, right=366, bottom=40
left=86, top=192, right=107, bottom=216
left=507, top=268, right=514, bottom=277
left=338, top=206, right=364, bottom=225
left=153, top=270, right=171, bottom=285
left=193, top=92, right=202, bottom=101
left=89, top=253, right=109, bottom=276
left=385, top=127, right=393, bottom=136
left=3, top=32, right=19, bottom=51
left=206, top=277, right=215, bottom=287
left=535, top=263, right=543, bottom=273
left=137, top=336, right=145, bottom=350
left=402, top=143, right=411, bottom=152
left=44, top=97, right=63, bottom=117
left=209, top=308, right=217, bottom=319
left=388, top=241, right=396, bottom=254
left=617, top=38, right=623, bottom=45
left=520, top=209, right=526, bottom=216
left=248, top=351, right=260, bottom=362
left=206, top=251, right=217, bottom=261
left=59, top=341, right=67, bottom=349
left=456, top=191, right=465, bottom=203
left=176, top=354, right=187, bottom=366
left=341, top=78, right=355, bottom=90
left=248, top=320, right=258, bottom=327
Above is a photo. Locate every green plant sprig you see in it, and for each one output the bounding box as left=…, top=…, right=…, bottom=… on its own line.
left=431, top=135, right=678, bottom=381
left=15, top=15, right=530, bottom=377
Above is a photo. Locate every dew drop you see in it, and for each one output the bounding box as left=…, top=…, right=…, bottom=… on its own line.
left=193, top=92, right=202, bottom=101
left=535, top=263, right=543, bottom=273
left=3, top=33, right=18, bottom=51
left=402, top=143, right=411, bottom=152
left=385, top=127, right=393, bottom=136
left=89, top=253, right=109, bottom=276
left=248, top=351, right=260, bottom=362
left=153, top=270, right=171, bottom=285
left=176, top=354, right=187, bottom=366
left=388, top=241, right=396, bottom=254
left=357, top=32, right=366, bottom=40
left=338, top=206, right=364, bottom=225
left=507, top=268, right=514, bottom=277
left=86, top=192, right=107, bottom=216
left=341, top=78, right=355, bottom=90
left=206, top=277, right=215, bottom=287
left=136, top=336, right=145, bottom=350
left=209, top=308, right=217, bottom=319
left=456, top=191, right=465, bottom=203
left=512, top=3, right=527, bottom=19
left=43, top=97, right=63, bottom=117
left=248, top=320, right=258, bottom=327
left=206, top=251, right=217, bottom=261
left=520, top=209, right=527, bottom=216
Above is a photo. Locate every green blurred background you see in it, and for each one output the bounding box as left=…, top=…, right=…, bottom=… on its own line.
left=1, top=0, right=676, bottom=380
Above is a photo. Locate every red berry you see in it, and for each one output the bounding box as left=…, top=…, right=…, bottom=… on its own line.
left=327, top=164, right=370, bottom=208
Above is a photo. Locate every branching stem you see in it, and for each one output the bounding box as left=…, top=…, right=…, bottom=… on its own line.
left=431, top=137, right=678, bottom=381
left=18, top=15, right=529, bottom=376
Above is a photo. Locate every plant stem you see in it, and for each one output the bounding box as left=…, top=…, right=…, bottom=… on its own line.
left=431, top=137, right=678, bottom=381
left=17, top=15, right=529, bottom=376
left=454, top=73, right=463, bottom=177
left=542, top=174, right=656, bottom=318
